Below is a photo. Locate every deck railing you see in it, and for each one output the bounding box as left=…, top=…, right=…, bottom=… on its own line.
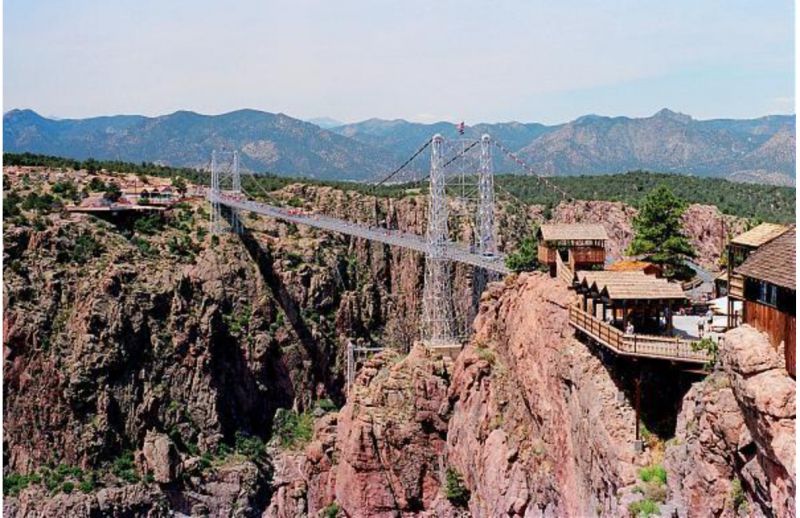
left=568, top=305, right=711, bottom=364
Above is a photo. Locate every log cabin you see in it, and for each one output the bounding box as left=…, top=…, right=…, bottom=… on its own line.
left=537, top=223, right=608, bottom=277
left=726, top=223, right=788, bottom=327
left=734, top=226, right=796, bottom=377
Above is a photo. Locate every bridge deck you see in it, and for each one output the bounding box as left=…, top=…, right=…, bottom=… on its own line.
left=568, top=305, right=711, bottom=365
left=214, top=194, right=510, bottom=274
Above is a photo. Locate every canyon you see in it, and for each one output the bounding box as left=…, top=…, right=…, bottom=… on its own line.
left=2, top=166, right=794, bottom=517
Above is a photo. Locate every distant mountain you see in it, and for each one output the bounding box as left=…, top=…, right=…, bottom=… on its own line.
left=306, top=117, right=344, bottom=129
left=3, top=109, right=398, bottom=181
left=4, top=108, right=795, bottom=185
left=332, top=110, right=796, bottom=185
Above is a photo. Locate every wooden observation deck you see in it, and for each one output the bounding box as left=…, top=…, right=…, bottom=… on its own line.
left=568, top=305, right=711, bottom=365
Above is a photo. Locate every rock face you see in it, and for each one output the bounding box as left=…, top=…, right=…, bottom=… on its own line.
left=140, top=431, right=181, bottom=484
left=267, top=274, right=648, bottom=516
left=266, top=346, right=455, bottom=518
left=332, top=347, right=451, bottom=516
left=446, top=274, right=643, bottom=516
left=665, top=325, right=796, bottom=517
left=4, top=485, right=170, bottom=517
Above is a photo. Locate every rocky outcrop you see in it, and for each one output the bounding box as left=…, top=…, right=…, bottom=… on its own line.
left=139, top=431, right=181, bottom=484
left=5, top=485, right=170, bottom=517
left=722, top=326, right=795, bottom=516
left=446, top=274, right=643, bottom=516
left=267, top=274, right=649, bottom=517
left=266, top=346, right=454, bottom=517
left=665, top=325, right=795, bottom=517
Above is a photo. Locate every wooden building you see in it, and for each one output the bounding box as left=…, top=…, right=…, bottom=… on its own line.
left=537, top=223, right=608, bottom=277
left=574, top=270, right=686, bottom=335
left=726, top=223, right=788, bottom=327
left=734, top=227, right=796, bottom=377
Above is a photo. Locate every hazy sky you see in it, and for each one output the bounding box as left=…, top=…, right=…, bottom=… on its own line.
left=4, top=0, right=795, bottom=124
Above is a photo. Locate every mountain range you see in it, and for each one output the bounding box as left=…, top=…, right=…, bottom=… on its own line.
left=4, top=108, right=795, bottom=185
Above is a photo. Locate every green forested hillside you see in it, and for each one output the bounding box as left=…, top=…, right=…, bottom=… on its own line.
left=495, top=171, right=795, bottom=223
left=5, top=154, right=794, bottom=223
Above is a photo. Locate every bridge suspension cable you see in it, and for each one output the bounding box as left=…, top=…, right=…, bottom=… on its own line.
left=492, top=139, right=573, bottom=201
left=373, top=137, right=432, bottom=187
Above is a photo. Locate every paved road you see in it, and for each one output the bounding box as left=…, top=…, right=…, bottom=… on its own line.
left=213, top=194, right=510, bottom=274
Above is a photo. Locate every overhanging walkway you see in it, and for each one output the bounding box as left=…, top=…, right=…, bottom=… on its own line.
left=568, top=305, right=711, bottom=365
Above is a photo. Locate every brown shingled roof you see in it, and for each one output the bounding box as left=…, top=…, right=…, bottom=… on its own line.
left=735, top=227, right=796, bottom=290
left=538, top=223, right=608, bottom=242
left=578, top=271, right=685, bottom=300
left=730, top=223, right=788, bottom=248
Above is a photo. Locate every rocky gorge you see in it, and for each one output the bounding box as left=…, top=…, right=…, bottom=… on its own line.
left=2, top=166, right=794, bottom=517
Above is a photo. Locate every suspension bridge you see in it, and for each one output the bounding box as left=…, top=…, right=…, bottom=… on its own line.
left=208, top=133, right=567, bottom=346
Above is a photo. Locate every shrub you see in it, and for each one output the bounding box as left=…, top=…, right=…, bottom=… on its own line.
left=322, top=503, right=340, bottom=518
left=444, top=467, right=470, bottom=507
left=731, top=477, right=747, bottom=512
left=133, top=213, right=164, bottom=235
left=3, top=472, right=33, bottom=496
left=69, top=233, right=103, bottom=264
left=235, top=431, right=266, bottom=460
left=167, top=235, right=200, bottom=260
left=87, top=177, right=107, bottom=192
left=628, top=498, right=659, bottom=517
left=475, top=345, right=496, bottom=365
left=22, top=192, right=59, bottom=213
left=132, top=236, right=154, bottom=256
left=61, top=481, right=75, bottom=494
left=3, top=190, right=22, bottom=219
left=52, top=180, right=81, bottom=202
left=316, top=398, right=338, bottom=412
left=78, top=477, right=95, bottom=494
left=103, top=182, right=122, bottom=202
left=692, top=337, right=719, bottom=369
left=272, top=409, right=314, bottom=450
left=639, top=465, right=667, bottom=486
left=112, top=451, right=140, bottom=484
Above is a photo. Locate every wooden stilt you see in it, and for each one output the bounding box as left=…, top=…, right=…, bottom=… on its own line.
left=634, top=370, right=642, bottom=441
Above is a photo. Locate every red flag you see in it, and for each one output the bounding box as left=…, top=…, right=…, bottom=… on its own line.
left=457, top=121, right=465, bottom=135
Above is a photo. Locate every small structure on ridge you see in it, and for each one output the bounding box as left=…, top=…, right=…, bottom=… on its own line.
left=537, top=223, right=608, bottom=277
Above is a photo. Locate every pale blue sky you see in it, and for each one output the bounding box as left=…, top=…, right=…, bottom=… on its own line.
left=4, top=0, right=795, bottom=124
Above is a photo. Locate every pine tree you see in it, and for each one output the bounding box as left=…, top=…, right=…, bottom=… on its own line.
left=172, top=176, right=188, bottom=195
left=627, top=185, right=696, bottom=280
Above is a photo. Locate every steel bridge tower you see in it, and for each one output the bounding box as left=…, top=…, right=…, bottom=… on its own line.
left=421, top=134, right=457, bottom=345
left=210, top=150, right=242, bottom=234
left=477, top=134, right=496, bottom=256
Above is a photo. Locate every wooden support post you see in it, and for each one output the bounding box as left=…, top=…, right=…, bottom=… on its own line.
left=622, top=300, right=628, bottom=331
left=634, top=369, right=642, bottom=442
left=602, top=301, right=607, bottom=323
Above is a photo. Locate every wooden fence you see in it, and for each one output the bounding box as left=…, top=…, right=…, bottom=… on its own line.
left=568, top=305, right=711, bottom=364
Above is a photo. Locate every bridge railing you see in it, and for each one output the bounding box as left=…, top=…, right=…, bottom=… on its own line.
left=568, top=305, right=711, bottom=364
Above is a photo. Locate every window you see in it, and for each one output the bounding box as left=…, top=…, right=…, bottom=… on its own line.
left=756, top=281, right=778, bottom=307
